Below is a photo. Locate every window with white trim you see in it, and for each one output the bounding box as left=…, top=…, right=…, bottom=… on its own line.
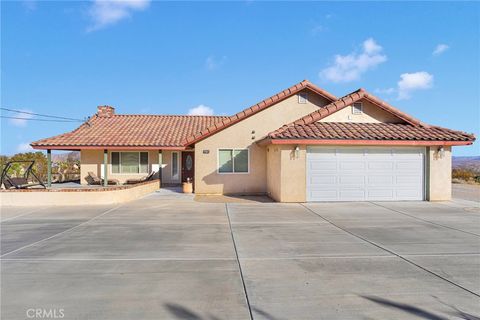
left=352, top=102, right=363, bottom=115
left=112, top=152, right=148, bottom=174
left=218, top=149, right=249, bottom=173
left=298, top=92, right=308, bottom=104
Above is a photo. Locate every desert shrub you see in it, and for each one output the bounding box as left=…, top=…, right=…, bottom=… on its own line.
left=452, top=169, right=476, bottom=181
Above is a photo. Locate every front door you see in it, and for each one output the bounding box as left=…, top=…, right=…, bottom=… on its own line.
left=181, top=152, right=194, bottom=182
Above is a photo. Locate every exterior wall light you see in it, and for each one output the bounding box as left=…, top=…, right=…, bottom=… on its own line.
left=295, top=145, right=300, bottom=159
left=438, top=146, right=445, bottom=159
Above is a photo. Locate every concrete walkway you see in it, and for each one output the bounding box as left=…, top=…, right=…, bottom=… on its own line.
left=1, top=196, right=479, bottom=319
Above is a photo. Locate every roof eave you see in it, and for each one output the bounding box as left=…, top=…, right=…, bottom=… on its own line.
left=262, top=139, right=474, bottom=146
left=31, top=145, right=189, bottom=151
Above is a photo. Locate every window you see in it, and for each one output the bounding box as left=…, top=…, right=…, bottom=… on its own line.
left=352, top=102, right=363, bottom=115
left=111, top=152, right=148, bottom=174
left=218, top=149, right=249, bottom=173
left=298, top=92, right=308, bottom=104
left=172, top=152, right=179, bottom=180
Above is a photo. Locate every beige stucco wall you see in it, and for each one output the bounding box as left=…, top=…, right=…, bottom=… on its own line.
left=0, top=181, right=160, bottom=206
left=427, top=146, right=452, bottom=201
left=277, top=145, right=307, bottom=202
left=266, top=146, right=282, bottom=201
left=194, top=91, right=331, bottom=195
left=320, top=99, right=403, bottom=123
left=80, top=150, right=102, bottom=184
left=80, top=149, right=181, bottom=185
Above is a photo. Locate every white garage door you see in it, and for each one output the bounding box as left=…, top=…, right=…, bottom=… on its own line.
left=306, top=147, right=425, bottom=202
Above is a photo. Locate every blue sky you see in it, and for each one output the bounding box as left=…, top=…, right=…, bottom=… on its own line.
left=1, top=1, right=479, bottom=156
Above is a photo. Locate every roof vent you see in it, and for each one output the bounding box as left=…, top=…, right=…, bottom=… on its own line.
left=97, top=105, right=115, bottom=117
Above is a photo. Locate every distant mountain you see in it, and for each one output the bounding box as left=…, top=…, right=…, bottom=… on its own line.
left=52, top=151, right=80, bottom=162
left=453, top=156, right=480, bottom=173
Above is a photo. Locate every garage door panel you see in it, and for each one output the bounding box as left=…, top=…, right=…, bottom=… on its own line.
left=338, top=175, right=365, bottom=185
left=307, top=147, right=424, bottom=202
left=367, top=188, right=394, bottom=200
left=309, top=175, right=336, bottom=185
left=367, top=175, right=394, bottom=185
left=396, top=175, right=422, bottom=185
left=396, top=188, right=423, bottom=199
left=339, top=161, right=365, bottom=170
left=367, top=150, right=393, bottom=157
left=339, top=189, right=365, bottom=200
left=309, top=189, right=338, bottom=201
left=309, top=160, right=337, bottom=171
left=396, top=161, right=423, bottom=170
left=367, top=161, right=394, bottom=170
left=337, top=148, right=364, bottom=156
left=308, top=147, right=336, bottom=155
left=395, top=148, right=423, bottom=156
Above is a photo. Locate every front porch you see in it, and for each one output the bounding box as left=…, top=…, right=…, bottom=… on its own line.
left=34, top=148, right=195, bottom=188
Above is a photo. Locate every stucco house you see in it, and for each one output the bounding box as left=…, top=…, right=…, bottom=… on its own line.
left=31, top=80, right=475, bottom=202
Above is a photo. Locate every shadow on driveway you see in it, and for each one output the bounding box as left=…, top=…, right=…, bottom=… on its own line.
left=362, top=295, right=480, bottom=320
left=164, top=303, right=286, bottom=320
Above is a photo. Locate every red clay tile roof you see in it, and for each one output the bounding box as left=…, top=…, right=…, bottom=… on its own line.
left=182, top=80, right=337, bottom=146
left=263, top=88, right=477, bottom=143
left=268, top=122, right=475, bottom=142
left=291, top=88, right=427, bottom=127
left=31, top=114, right=228, bottom=149
left=31, top=83, right=475, bottom=149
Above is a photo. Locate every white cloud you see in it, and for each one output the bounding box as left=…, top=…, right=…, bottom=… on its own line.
left=9, top=109, right=33, bottom=127
left=188, top=105, right=214, bottom=116
left=319, top=38, right=387, bottom=83
left=433, top=44, right=449, bottom=56
left=205, top=55, right=227, bottom=70
left=87, top=0, right=150, bottom=32
left=17, top=143, right=34, bottom=153
left=397, top=71, right=434, bottom=100
left=363, top=38, right=382, bottom=55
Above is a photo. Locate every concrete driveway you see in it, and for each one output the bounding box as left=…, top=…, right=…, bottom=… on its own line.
left=453, top=183, right=480, bottom=202
left=1, top=192, right=479, bottom=320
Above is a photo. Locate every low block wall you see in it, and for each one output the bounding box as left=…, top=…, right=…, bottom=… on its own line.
left=0, top=180, right=160, bottom=206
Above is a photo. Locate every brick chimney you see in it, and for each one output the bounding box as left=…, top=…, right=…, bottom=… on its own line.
left=97, top=105, right=115, bottom=117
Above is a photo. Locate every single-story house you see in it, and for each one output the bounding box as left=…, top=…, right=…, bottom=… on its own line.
left=31, top=80, right=475, bottom=202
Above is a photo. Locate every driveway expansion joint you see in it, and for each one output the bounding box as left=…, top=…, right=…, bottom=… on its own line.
left=299, top=203, right=480, bottom=299
left=225, top=203, right=254, bottom=320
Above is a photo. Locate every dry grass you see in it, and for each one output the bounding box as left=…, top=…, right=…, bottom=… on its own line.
left=452, top=169, right=480, bottom=184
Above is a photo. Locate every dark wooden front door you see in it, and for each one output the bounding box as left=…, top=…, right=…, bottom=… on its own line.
left=181, top=152, right=194, bottom=182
